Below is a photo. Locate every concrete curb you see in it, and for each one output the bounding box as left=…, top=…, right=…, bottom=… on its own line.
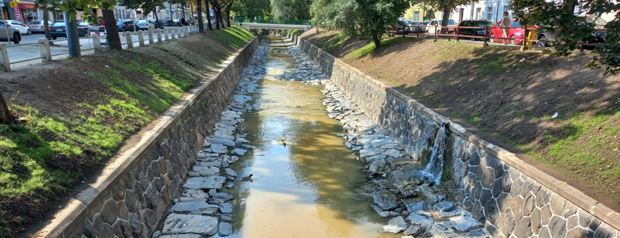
left=295, top=35, right=620, bottom=232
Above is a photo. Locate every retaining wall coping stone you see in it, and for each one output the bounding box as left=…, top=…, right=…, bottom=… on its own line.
left=296, top=36, right=620, bottom=232
left=33, top=36, right=258, bottom=238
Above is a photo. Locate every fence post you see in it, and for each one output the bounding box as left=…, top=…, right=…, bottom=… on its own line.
left=126, top=32, right=134, bottom=48
left=456, top=26, right=459, bottom=41
left=434, top=25, right=437, bottom=42
left=148, top=30, right=154, bottom=44
left=164, top=28, right=169, bottom=41
left=38, top=38, right=52, bottom=61
left=417, top=25, right=419, bottom=38
left=157, top=29, right=162, bottom=43
left=171, top=28, right=176, bottom=39
left=92, top=34, right=102, bottom=53
left=138, top=31, right=145, bottom=46
left=0, top=44, right=10, bottom=72
left=521, top=28, right=528, bottom=51
left=483, top=26, right=489, bottom=46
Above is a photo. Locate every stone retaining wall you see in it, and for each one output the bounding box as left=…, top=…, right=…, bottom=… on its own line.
left=295, top=34, right=620, bottom=238
left=37, top=37, right=259, bottom=238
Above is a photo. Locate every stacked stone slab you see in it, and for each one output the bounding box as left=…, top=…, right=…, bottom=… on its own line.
left=43, top=39, right=260, bottom=238
left=152, top=41, right=270, bottom=237
left=294, top=34, right=620, bottom=238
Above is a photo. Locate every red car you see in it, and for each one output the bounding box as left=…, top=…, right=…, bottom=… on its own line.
left=489, top=19, right=525, bottom=45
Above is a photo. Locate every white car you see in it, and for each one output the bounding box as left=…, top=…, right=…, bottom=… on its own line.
left=427, top=19, right=456, bottom=34
left=1, top=20, right=31, bottom=35
left=136, top=20, right=154, bottom=30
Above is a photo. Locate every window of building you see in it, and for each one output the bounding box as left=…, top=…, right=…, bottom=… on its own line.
left=475, top=8, right=481, bottom=20
left=414, top=11, right=420, bottom=22
left=487, top=7, right=493, bottom=20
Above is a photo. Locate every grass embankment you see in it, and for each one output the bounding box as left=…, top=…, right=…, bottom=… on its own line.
left=0, top=26, right=254, bottom=237
left=302, top=30, right=620, bottom=208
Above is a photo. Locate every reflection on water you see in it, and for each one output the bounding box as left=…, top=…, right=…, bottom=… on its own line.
left=225, top=36, right=397, bottom=238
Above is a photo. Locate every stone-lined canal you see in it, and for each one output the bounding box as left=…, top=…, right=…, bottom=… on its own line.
left=154, top=35, right=491, bottom=238
left=227, top=36, right=391, bottom=237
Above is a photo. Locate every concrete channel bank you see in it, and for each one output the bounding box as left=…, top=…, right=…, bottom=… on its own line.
left=287, top=32, right=620, bottom=237
left=34, top=37, right=259, bottom=238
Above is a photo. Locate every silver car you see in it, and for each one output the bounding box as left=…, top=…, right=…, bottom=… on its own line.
left=27, top=20, right=54, bottom=33
left=0, top=21, right=21, bottom=43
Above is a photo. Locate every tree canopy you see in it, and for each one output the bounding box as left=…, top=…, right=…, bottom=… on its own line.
left=310, top=0, right=407, bottom=48
left=511, top=0, right=620, bottom=75
left=271, top=0, right=311, bottom=19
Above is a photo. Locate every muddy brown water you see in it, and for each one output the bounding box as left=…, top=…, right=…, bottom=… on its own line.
left=223, top=36, right=397, bottom=238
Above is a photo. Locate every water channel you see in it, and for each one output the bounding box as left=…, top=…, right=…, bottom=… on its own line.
left=225, top=36, right=394, bottom=238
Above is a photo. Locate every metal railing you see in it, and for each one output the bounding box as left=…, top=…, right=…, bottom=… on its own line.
left=0, top=25, right=199, bottom=72
left=233, top=17, right=311, bottom=25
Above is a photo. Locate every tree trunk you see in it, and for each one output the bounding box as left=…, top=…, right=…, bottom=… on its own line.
left=0, top=92, right=14, bottom=125
left=43, top=9, right=52, bottom=41
left=102, top=2, right=122, bottom=50
left=225, top=3, right=232, bottom=27
left=206, top=2, right=213, bottom=30
left=372, top=34, right=381, bottom=48
left=441, top=8, right=450, bottom=34
left=197, top=0, right=204, bottom=32
left=214, top=8, right=221, bottom=29
left=154, top=9, right=159, bottom=21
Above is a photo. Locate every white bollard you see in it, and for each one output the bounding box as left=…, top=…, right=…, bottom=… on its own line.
left=138, top=31, right=145, bottom=46
left=164, top=28, right=169, bottom=41
left=148, top=30, right=154, bottom=44
left=92, top=34, right=102, bottom=53
left=38, top=38, right=52, bottom=61
left=171, top=28, right=176, bottom=39
left=157, top=29, right=162, bottom=43
left=0, top=44, right=10, bottom=72
left=126, top=32, right=134, bottom=48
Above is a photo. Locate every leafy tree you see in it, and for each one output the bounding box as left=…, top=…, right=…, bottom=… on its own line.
left=311, top=0, right=405, bottom=47
left=418, top=0, right=473, bottom=33
left=511, top=0, right=620, bottom=75
left=355, top=0, right=408, bottom=47
left=230, top=0, right=270, bottom=18
left=271, top=0, right=310, bottom=19
left=142, top=0, right=166, bottom=22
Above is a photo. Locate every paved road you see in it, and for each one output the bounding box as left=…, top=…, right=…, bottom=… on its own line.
left=4, top=30, right=185, bottom=64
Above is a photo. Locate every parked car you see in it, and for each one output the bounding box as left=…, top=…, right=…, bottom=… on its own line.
left=457, top=20, right=493, bottom=40
left=161, top=20, right=174, bottom=27
left=1, top=20, right=31, bottom=35
left=489, top=19, right=524, bottom=45
left=49, top=22, right=88, bottom=39
left=535, top=15, right=607, bottom=49
left=0, top=21, right=21, bottom=43
left=78, top=21, right=95, bottom=31
left=427, top=19, right=456, bottom=34
left=147, top=19, right=164, bottom=29
left=136, top=20, right=153, bottom=30
left=172, top=19, right=183, bottom=26
left=391, top=20, right=407, bottom=34
left=117, top=20, right=137, bottom=32
left=406, top=22, right=425, bottom=33
left=27, top=20, right=53, bottom=34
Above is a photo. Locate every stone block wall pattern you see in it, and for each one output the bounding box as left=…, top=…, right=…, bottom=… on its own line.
left=295, top=34, right=620, bottom=238
left=36, top=37, right=259, bottom=238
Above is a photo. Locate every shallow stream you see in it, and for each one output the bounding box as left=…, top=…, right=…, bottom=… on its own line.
left=226, top=36, right=393, bottom=238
